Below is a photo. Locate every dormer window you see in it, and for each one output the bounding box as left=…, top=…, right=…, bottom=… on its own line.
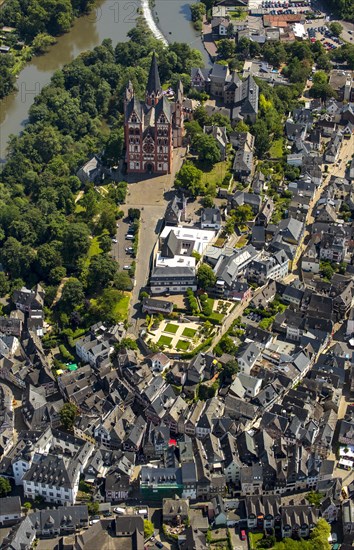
left=131, top=115, right=137, bottom=123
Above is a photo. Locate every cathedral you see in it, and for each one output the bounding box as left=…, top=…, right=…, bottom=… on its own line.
left=124, top=53, right=184, bottom=175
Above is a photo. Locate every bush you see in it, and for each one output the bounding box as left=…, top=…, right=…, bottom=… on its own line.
left=59, top=344, right=74, bottom=362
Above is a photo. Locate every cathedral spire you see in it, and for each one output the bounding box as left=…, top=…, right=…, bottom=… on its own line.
left=125, top=80, right=134, bottom=103
left=177, top=80, right=183, bottom=103
left=146, top=52, right=162, bottom=102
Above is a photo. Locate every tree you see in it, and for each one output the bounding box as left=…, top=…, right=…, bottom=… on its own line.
left=185, top=120, right=203, bottom=139
left=0, top=272, right=10, bottom=297
left=175, top=162, right=204, bottom=197
left=306, top=491, right=324, bottom=507
left=310, top=519, right=331, bottom=550
left=0, top=237, right=35, bottom=280
left=217, top=39, right=235, bottom=60
left=310, top=71, right=336, bottom=100
left=144, top=519, right=154, bottom=539
left=253, top=119, right=270, bottom=157
left=23, top=502, right=32, bottom=513
left=329, top=22, right=343, bottom=37
left=221, top=359, right=239, bottom=383
left=201, top=195, right=214, bottom=208
left=87, top=254, right=117, bottom=292
left=128, top=208, right=140, bottom=220
left=36, top=242, right=63, bottom=279
left=103, top=127, right=124, bottom=166
left=233, top=204, right=254, bottom=225
left=197, top=264, right=216, bottom=290
left=62, top=223, right=90, bottom=269
left=49, top=266, right=67, bottom=284
left=59, top=402, right=78, bottom=431
left=190, top=2, right=206, bottom=22
left=115, top=271, right=133, bottom=291
left=0, top=476, right=11, bottom=496
left=87, top=501, right=99, bottom=515
left=99, top=234, right=113, bottom=253
left=59, top=278, right=85, bottom=311
left=32, top=33, right=56, bottom=54
left=235, top=120, right=250, bottom=133
left=192, top=133, right=221, bottom=165
left=115, top=338, right=138, bottom=352
left=225, top=216, right=235, bottom=236
left=320, top=261, right=334, bottom=281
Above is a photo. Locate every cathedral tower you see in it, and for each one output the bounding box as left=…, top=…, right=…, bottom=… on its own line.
left=124, top=53, right=184, bottom=175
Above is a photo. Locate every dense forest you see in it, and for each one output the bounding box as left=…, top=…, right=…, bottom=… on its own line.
left=0, top=20, right=203, bottom=334
left=0, top=0, right=95, bottom=40
left=325, top=0, right=354, bottom=22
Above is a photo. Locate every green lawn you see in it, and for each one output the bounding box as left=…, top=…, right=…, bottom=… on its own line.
left=182, top=327, right=197, bottom=338
left=82, top=235, right=104, bottom=273
left=164, top=323, right=179, bottom=334
left=210, top=312, right=224, bottom=323
left=176, top=339, right=190, bottom=350
left=229, top=8, right=247, bottom=20
left=112, top=292, right=131, bottom=321
left=269, top=138, right=284, bottom=159
left=198, top=160, right=229, bottom=188
left=158, top=335, right=173, bottom=347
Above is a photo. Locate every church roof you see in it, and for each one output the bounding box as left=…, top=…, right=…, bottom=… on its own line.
left=147, top=52, right=162, bottom=96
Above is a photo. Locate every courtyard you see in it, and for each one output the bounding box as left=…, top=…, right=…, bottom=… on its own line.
left=149, top=319, right=204, bottom=353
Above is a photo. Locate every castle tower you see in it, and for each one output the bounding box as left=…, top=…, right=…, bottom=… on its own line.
left=146, top=52, right=162, bottom=106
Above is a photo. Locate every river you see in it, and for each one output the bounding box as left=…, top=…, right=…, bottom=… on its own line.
left=0, top=0, right=210, bottom=161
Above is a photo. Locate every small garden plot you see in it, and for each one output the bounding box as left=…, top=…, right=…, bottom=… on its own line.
left=215, top=300, right=233, bottom=316
left=182, top=327, right=197, bottom=338
left=158, top=335, right=173, bottom=347
left=176, top=339, right=190, bottom=351
left=164, top=322, right=179, bottom=334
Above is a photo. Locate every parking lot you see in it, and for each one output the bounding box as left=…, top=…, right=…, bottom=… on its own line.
left=307, top=23, right=344, bottom=50
left=111, top=216, right=136, bottom=274
left=261, top=0, right=313, bottom=16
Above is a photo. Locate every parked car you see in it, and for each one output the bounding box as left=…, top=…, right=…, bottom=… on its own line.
left=113, top=507, right=126, bottom=515
left=240, top=529, right=247, bottom=541
left=156, top=543, right=163, bottom=549
left=89, top=515, right=100, bottom=525
left=123, top=265, right=130, bottom=270
left=112, top=238, right=118, bottom=243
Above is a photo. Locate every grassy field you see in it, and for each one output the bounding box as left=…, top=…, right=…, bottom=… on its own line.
left=182, top=327, right=197, bottom=338
left=112, top=292, right=131, bottom=321
left=198, top=160, right=229, bottom=188
left=229, top=8, right=247, bottom=20
left=164, top=323, right=179, bottom=334
left=176, top=339, right=190, bottom=350
left=82, top=235, right=104, bottom=272
left=269, top=138, right=284, bottom=159
left=158, top=335, right=173, bottom=347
